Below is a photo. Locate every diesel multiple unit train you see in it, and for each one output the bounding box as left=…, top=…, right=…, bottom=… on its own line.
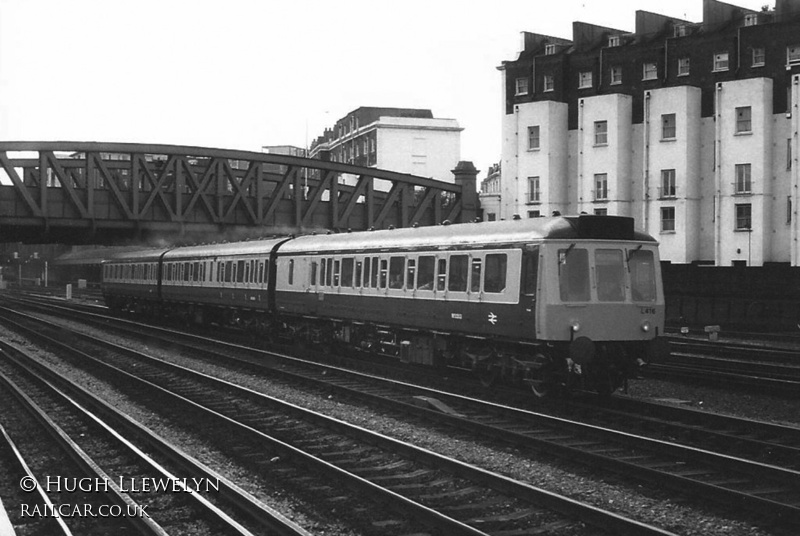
left=101, top=215, right=668, bottom=397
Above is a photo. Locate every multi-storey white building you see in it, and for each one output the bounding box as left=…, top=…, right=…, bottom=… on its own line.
left=309, top=107, right=462, bottom=183
left=494, top=0, right=800, bottom=266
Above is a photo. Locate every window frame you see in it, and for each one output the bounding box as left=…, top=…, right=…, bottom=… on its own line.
left=609, top=65, right=622, bottom=85
left=594, top=120, right=608, bottom=146
left=578, top=70, right=593, bottom=89
left=642, top=61, right=658, bottom=81
left=752, top=47, right=765, bottom=67
left=528, top=176, right=540, bottom=203
left=661, top=113, right=676, bottom=140
left=594, top=173, right=609, bottom=201
left=543, top=74, right=555, bottom=92
left=678, top=57, right=690, bottom=76
left=713, top=51, right=729, bottom=72
left=527, top=125, right=540, bottom=150
left=515, top=77, right=529, bottom=96
left=661, top=206, right=676, bottom=232
left=735, top=163, right=752, bottom=194
left=735, top=203, right=752, bottom=230
left=660, top=169, right=676, bottom=198
left=735, top=106, right=752, bottom=134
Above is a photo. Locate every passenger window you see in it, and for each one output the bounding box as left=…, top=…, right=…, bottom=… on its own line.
left=448, top=255, right=469, bottom=292
left=436, top=259, right=447, bottom=291
left=259, top=261, right=265, bottom=284
left=341, top=258, right=354, bottom=287
left=470, top=258, right=482, bottom=293
left=310, top=261, right=317, bottom=286
left=389, top=256, right=404, bottom=289
left=239, top=260, right=247, bottom=283
left=224, top=261, right=233, bottom=283
left=417, top=256, right=435, bottom=290
left=379, top=259, right=389, bottom=289
left=558, top=247, right=589, bottom=302
left=629, top=249, right=657, bottom=302
left=288, top=259, right=295, bottom=285
left=333, top=259, right=340, bottom=286
left=363, top=257, right=371, bottom=287
left=355, top=260, right=362, bottom=287
left=325, top=258, right=333, bottom=286
left=371, top=256, right=379, bottom=288
left=406, top=258, right=416, bottom=289
left=595, top=249, right=625, bottom=302
left=486, top=253, right=508, bottom=293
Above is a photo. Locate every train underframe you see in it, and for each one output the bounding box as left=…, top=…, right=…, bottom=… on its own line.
left=106, top=295, right=657, bottom=397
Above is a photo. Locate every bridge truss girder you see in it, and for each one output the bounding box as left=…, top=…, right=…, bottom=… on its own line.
left=0, top=142, right=475, bottom=244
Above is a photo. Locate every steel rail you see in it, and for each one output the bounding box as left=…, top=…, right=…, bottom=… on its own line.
left=0, top=306, right=678, bottom=536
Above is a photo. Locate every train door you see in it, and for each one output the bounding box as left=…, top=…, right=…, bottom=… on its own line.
left=521, top=245, right=539, bottom=337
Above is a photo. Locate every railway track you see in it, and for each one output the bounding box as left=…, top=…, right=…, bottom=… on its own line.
left=0, top=346, right=295, bottom=536
left=2, top=297, right=800, bottom=533
left=648, top=336, right=800, bottom=395
left=0, top=301, right=682, bottom=536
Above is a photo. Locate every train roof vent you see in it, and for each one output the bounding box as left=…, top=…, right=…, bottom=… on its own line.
left=576, top=215, right=634, bottom=240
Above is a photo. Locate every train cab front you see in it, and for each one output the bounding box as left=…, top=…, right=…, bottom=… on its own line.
left=536, top=240, right=669, bottom=395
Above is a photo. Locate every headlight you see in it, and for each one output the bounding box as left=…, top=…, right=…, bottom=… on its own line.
left=641, top=320, right=651, bottom=332
left=570, top=321, right=581, bottom=333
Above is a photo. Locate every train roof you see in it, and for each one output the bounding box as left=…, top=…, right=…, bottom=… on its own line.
left=101, top=247, right=173, bottom=263
left=279, top=215, right=656, bottom=254
left=56, top=246, right=162, bottom=265
left=162, top=237, right=289, bottom=260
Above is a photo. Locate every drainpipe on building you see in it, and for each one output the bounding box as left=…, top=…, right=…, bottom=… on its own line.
left=644, top=92, right=651, bottom=233
left=578, top=99, right=584, bottom=213
left=793, top=76, right=800, bottom=266
left=715, top=82, right=724, bottom=266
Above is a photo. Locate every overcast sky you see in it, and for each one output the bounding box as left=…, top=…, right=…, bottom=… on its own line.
left=0, top=0, right=771, bottom=178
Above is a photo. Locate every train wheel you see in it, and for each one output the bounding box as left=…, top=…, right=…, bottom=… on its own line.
left=528, top=352, right=554, bottom=398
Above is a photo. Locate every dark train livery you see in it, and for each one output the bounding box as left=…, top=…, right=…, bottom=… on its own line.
left=102, top=215, right=668, bottom=397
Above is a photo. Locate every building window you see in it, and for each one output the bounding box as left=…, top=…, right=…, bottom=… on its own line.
left=713, top=52, right=729, bottom=71
left=736, top=106, right=752, bottom=133
left=735, top=204, right=751, bottom=230
left=608, top=35, right=620, bottom=47
left=594, top=173, right=608, bottom=201
left=674, top=24, right=687, bottom=37
left=545, top=44, right=556, bottom=55
left=661, top=207, right=676, bottom=232
left=678, top=57, right=690, bottom=76
left=543, top=74, right=554, bottom=92
left=744, top=14, right=759, bottom=26
left=660, top=169, right=676, bottom=198
left=527, top=126, right=540, bottom=150
left=528, top=210, right=541, bottom=218
left=594, top=121, right=608, bottom=145
left=661, top=113, right=676, bottom=140
left=735, top=163, right=752, bottom=193
left=610, top=65, right=622, bottom=85
left=643, top=62, right=657, bottom=80
left=594, top=208, right=608, bottom=216
left=752, top=47, right=765, bottom=67
left=787, top=45, right=800, bottom=65
left=528, top=176, right=540, bottom=203
left=579, top=71, right=593, bottom=89
left=515, top=77, right=529, bottom=95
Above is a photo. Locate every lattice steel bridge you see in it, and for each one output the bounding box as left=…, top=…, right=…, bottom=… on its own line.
left=0, top=142, right=478, bottom=245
